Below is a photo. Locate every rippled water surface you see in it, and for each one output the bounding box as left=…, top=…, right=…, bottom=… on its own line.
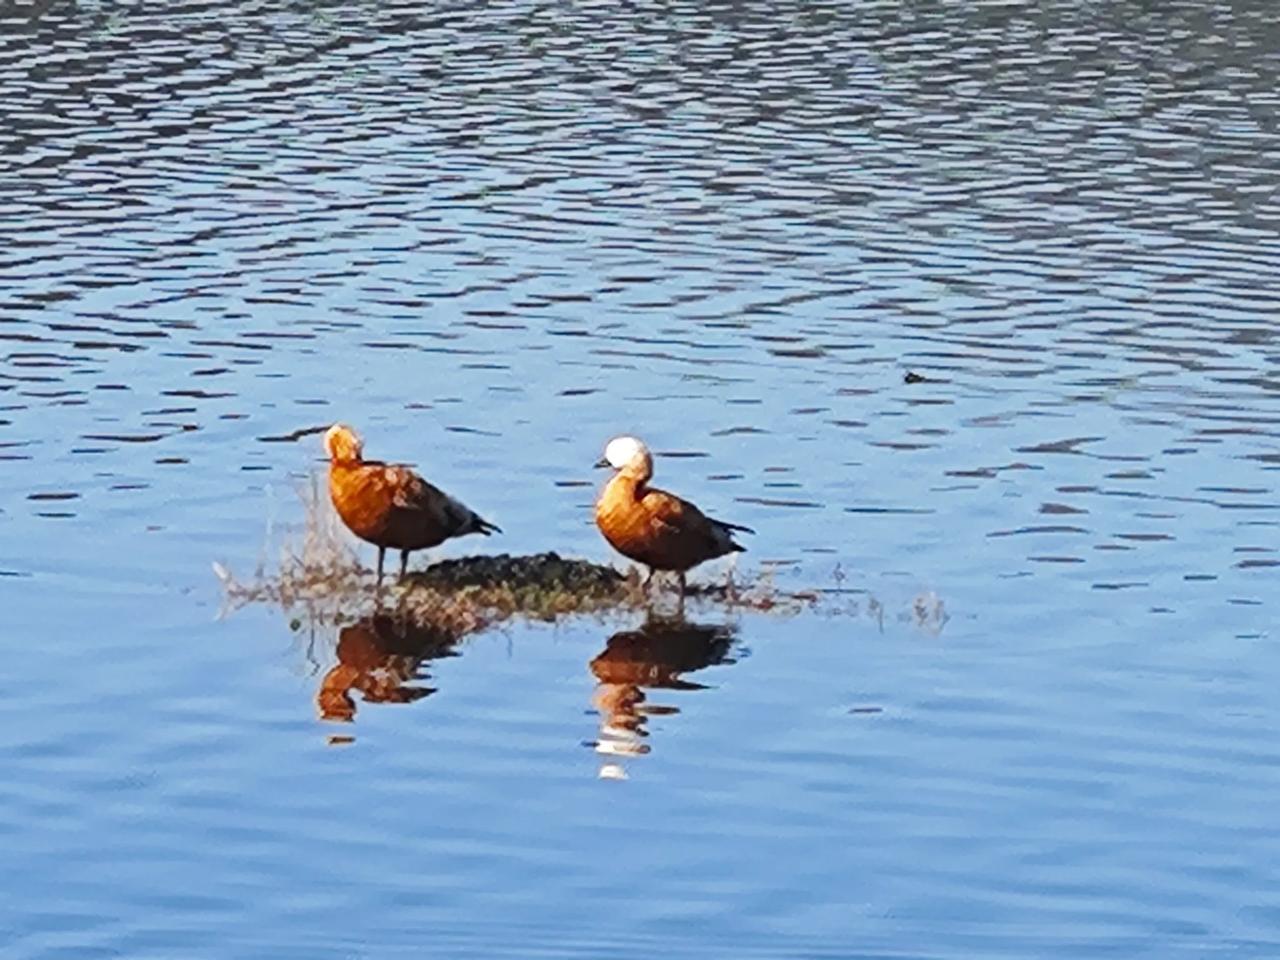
left=4, top=0, right=1280, bottom=956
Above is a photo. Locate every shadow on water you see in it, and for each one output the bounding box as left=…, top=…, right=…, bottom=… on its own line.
left=587, top=615, right=739, bottom=779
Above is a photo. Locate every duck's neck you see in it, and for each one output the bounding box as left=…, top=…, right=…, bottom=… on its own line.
left=621, top=453, right=652, bottom=484
left=610, top=470, right=648, bottom=499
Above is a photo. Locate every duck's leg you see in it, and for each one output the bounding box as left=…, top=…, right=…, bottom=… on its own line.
left=399, top=549, right=410, bottom=580
left=638, top=567, right=655, bottom=607
left=375, top=545, right=386, bottom=586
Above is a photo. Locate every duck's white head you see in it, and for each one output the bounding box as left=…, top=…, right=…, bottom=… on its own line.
left=596, top=435, right=652, bottom=476
left=323, top=423, right=364, bottom=463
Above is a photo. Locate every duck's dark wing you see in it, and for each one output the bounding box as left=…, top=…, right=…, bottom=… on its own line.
left=642, top=487, right=747, bottom=554
left=386, top=465, right=501, bottom=538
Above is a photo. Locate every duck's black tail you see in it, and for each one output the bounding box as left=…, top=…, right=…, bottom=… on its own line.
left=473, top=515, right=502, bottom=536
left=711, top=517, right=752, bottom=552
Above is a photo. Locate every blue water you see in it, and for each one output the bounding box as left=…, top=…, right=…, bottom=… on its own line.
left=3, top=0, right=1280, bottom=956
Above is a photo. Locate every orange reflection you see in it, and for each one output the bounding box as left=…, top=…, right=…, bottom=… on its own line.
left=317, top=613, right=458, bottom=727
left=589, top=616, right=737, bottom=777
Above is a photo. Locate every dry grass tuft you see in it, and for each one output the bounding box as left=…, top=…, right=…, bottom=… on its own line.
left=214, top=475, right=366, bottom=617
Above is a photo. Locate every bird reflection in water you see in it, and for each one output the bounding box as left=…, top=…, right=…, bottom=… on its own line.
left=588, top=616, right=738, bottom=779
left=317, top=613, right=458, bottom=740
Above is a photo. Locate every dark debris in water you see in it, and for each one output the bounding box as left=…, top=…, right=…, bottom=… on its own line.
left=903, top=370, right=948, bottom=385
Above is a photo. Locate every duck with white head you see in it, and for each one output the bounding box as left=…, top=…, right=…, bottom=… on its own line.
left=593, top=435, right=752, bottom=598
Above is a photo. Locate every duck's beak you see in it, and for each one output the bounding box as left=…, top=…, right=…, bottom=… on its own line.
left=593, top=457, right=611, bottom=469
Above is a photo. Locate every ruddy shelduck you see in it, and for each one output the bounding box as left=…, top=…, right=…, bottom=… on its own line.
left=594, top=435, right=752, bottom=594
left=323, top=424, right=500, bottom=583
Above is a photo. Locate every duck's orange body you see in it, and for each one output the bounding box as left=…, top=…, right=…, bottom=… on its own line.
left=324, top=424, right=499, bottom=581
left=593, top=436, right=750, bottom=591
left=596, top=473, right=744, bottom=572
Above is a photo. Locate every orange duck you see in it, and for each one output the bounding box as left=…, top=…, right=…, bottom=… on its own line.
left=594, top=435, right=752, bottom=594
left=323, top=423, right=500, bottom=582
